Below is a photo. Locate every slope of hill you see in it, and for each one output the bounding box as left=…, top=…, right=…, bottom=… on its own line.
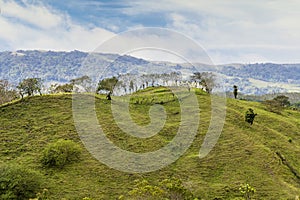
left=0, top=88, right=300, bottom=199
left=1, top=50, right=300, bottom=94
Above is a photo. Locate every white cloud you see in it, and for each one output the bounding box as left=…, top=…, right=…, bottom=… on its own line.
left=1, top=0, right=300, bottom=63
left=1, top=0, right=63, bottom=29
left=121, top=0, right=300, bottom=63
left=0, top=0, right=115, bottom=51
left=93, top=27, right=213, bottom=64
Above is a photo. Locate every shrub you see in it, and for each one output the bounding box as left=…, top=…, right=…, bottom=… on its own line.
left=273, top=95, right=290, bottom=107
left=239, top=183, right=256, bottom=200
left=0, top=164, right=42, bottom=200
left=263, top=95, right=290, bottom=114
left=121, top=178, right=197, bottom=200
left=30, top=189, right=49, bottom=200
left=127, top=179, right=164, bottom=200
left=41, top=139, right=82, bottom=168
left=245, top=108, right=257, bottom=125
left=159, top=177, right=195, bottom=200
left=263, top=100, right=283, bottom=114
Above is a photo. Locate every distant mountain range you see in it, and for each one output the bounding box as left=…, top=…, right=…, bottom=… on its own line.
left=1, top=50, right=300, bottom=95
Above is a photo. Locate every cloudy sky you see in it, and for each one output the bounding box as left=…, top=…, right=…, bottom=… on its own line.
left=0, top=0, right=300, bottom=64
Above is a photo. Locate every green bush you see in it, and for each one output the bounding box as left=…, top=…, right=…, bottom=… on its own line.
left=263, top=95, right=290, bottom=114
left=120, top=178, right=197, bottom=200
left=239, top=183, right=256, bottom=200
left=0, top=164, right=42, bottom=200
left=127, top=179, right=165, bottom=200
left=159, top=177, right=195, bottom=200
left=263, top=100, right=283, bottom=114
left=41, top=139, right=82, bottom=168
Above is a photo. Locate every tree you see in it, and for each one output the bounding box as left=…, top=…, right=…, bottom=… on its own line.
left=54, top=83, right=74, bottom=93
left=97, top=76, right=119, bottom=94
left=70, top=75, right=92, bottom=92
left=0, top=80, right=17, bottom=104
left=273, top=95, right=290, bottom=107
left=0, top=80, right=14, bottom=104
left=129, top=80, right=134, bottom=93
left=17, top=78, right=43, bottom=99
left=50, top=76, right=92, bottom=94
left=263, top=100, right=282, bottom=114
left=245, top=108, right=257, bottom=125
left=263, top=95, right=290, bottom=114
left=233, top=85, right=238, bottom=99
left=190, top=72, right=216, bottom=94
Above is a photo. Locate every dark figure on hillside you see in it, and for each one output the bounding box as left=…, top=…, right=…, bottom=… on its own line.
left=233, top=85, right=238, bottom=99
left=106, top=92, right=112, bottom=100
left=245, top=108, right=257, bottom=125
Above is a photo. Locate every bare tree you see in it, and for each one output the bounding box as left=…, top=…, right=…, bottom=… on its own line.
left=0, top=80, right=17, bottom=104
left=190, top=72, right=216, bottom=93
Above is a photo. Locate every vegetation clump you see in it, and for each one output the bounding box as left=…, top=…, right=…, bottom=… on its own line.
left=120, top=178, right=196, bottom=200
left=263, top=95, right=290, bottom=114
left=245, top=108, right=257, bottom=125
left=0, top=80, right=18, bottom=105
left=239, top=183, right=256, bottom=200
left=17, top=78, right=43, bottom=99
left=0, top=164, right=42, bottom=200
left=41, top=139, right=82, bottom=168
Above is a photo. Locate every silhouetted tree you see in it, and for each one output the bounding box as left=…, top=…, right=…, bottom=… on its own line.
left=106, top=91, right=112, bottom=100
left=233, top=85, right=238, bottom=99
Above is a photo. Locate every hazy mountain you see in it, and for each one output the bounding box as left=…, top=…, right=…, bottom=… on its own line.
left=1, top=50, right=300, bottom=95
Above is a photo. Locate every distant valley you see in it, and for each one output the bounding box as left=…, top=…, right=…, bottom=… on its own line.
left=1, top=50, right=300, bottom=95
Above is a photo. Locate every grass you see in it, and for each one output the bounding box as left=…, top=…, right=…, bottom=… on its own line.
left=0, top=87, right=300, bottom=199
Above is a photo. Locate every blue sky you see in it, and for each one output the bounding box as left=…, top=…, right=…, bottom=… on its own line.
left=1, top=0, right=300, bottom=64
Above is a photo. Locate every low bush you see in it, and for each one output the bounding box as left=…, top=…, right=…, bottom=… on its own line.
left=120, top=178, right=197, bottom=200
left=0, top=164, right=42, bottom=200
left=239, top=183, right=256, bottom=200
left=159, top=177, right=195, bottom=200
left=41, top=139, right=82, bottom=168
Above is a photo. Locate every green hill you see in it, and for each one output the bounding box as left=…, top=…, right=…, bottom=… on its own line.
left=1, top=87, right=300, bottom=199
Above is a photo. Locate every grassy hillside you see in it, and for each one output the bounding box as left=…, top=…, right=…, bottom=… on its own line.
left=0, top=87, right=300, bottom=199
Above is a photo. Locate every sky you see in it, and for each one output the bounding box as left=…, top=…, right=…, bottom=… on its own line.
left=1, top=0, right=300, bottom=64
